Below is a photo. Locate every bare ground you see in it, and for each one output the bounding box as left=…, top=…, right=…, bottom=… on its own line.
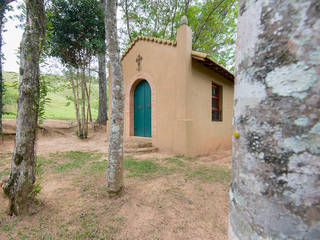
left=0, top=119, right=231, bottom=240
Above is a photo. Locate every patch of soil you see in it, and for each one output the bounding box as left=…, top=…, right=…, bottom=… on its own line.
left=1, top=119, right=109, bottom=153
left=0, top=119, right=231, bottom=240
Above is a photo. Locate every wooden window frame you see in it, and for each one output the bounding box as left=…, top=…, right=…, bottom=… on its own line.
left=212, top=82, right=222, bottom=122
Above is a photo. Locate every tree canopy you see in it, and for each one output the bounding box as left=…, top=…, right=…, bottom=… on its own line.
left=46, top=0, right=105, bottom=68
left=119, top=0, right=238, bottom=70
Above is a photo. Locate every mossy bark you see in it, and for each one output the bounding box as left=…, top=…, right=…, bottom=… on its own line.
left=3, top=0, right=45, bottom=216
left=105, top=0, right=124, bottom=195
left=230, top=0, right=320, bottom=239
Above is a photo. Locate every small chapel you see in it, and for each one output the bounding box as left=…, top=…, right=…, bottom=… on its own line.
left=108, top=18, right=235, bottom=156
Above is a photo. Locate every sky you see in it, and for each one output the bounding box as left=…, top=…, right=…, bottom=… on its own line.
left=2, top=1, right=23, bottom=73
left=2, top=0, right=107, bottom=76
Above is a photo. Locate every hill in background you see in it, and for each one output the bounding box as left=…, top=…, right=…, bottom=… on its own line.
left=3, top=71, right=100, bottom=120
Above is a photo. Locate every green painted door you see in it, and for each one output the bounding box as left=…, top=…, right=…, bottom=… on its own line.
left=134, top=80, right=151, bottom=137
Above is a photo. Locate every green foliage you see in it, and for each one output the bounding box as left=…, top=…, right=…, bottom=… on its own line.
left=120, top=0, right=238, bottom=70
left=38, top=76, right=52, bottom=124
left=189, top=0, right=238, bottom=70
left=46, top=0, right=105, bottom=68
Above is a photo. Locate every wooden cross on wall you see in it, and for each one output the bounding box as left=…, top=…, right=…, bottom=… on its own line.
left=136, top=54, right=143, bottom=71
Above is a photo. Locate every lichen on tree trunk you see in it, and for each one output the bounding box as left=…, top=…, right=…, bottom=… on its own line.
left=229, top=0, right=320, bottom=239
left=3, top=0, right=45, bottom=216
left=105, top=0, right=124, bottom=195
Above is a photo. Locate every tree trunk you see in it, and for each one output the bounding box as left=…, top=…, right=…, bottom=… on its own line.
left=105, top=0, right=124, bottom=195
left=69, top=65, right=81, bottom=134
left=229, top=1, right=320, bottom=239
left=96, top=51, right=108, bottom=125
left=3, top=0, right=45, bottom=216
left=80, top=66, right=87, bottom=138
left=84, top=76, right=92, bottom=123
left=0, top=5, right=5, bottom=136
left=124, top=0, right=132, bottom=43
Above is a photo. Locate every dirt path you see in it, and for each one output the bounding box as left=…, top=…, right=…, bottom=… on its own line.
left=1, top=119, right=109, bottom=154
left=0, top=119, right=231, bottom=240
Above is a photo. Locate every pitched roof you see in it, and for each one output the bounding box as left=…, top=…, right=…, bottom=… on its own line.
left=120, top=36, right=234, bottom=83
left=121, top=36, right=177, bottom=61
left=191, top=51, right=234, bottom=82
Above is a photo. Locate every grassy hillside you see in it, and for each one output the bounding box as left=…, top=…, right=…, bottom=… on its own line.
left=3, top=71, right=100, bottom=120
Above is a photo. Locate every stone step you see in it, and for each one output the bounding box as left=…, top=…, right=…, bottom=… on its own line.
left=125, top=142, right=153, bottom=149
left=125, top=146, right=158, bottom=154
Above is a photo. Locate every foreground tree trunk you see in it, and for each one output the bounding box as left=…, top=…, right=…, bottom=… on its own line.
left=229, top=1, right=320, bottom=239
left=3, top=0, right=45, bottom=216
left=96, top=51, right=108, bottom=125
left=105, top=0, right=124, bottom=195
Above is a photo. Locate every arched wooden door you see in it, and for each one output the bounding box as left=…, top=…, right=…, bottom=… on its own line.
left=134, top=80, right=151, bottom=137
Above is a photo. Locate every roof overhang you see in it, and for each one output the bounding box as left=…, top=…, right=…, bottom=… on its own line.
left=191, top=51, right=234, bottom=83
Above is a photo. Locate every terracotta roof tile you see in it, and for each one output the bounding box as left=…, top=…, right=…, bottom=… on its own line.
left=191, top=51, right=234, bottom=82
left=121, top=36, right=177, bottom=61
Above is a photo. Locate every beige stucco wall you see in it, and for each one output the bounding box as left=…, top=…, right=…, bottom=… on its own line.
left=107, top=25, right=234, bottom=156
left=186, top=60, right=234, bottom=156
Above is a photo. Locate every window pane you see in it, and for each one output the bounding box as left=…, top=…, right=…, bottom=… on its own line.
left=212, top=98, right=218, bottom=108
left=212, top=110, right=220, bottom=121
left=212, top=85, right=218, bottom=97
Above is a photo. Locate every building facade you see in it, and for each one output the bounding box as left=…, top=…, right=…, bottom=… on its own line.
left=108, top=23, right=234, bottom=156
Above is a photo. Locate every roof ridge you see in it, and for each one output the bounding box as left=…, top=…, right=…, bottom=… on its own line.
left=121, top=36, right=177, bottom=61
left=191, top=51, right=234, bottom=82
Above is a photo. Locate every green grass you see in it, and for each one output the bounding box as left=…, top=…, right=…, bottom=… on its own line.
left=2, top=71, right=100, bottom=120
left=187, top=165, right=230, bottom=183
left=0, top=168, right=10, bottom=178
left=89, top=161, right=107, bottom=173
left=124, top=155, right=173, bottom=177
left=163, top=157, right=185, bottom=167
left=51, top=151, right=103, bottom=172
left=0, top=152, right=11, bottom=177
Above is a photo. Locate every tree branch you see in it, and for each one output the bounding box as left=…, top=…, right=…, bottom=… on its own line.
left=124, top=0, right=132, bottom=42
left=193, top=0, right=226, bottom=45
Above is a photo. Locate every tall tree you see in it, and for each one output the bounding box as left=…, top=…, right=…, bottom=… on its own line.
left=3, top=0, right=45, bottom=216
left=46, top=0, right=105, bottom=137
left=0, top=0, right=15, bottom=136
left=105, top=0, right=124, bottom=195
left=119, top=0, right=237, bottom=70
left=96, top=0, right=108, bottom=125
left=230, top=0, right=320, bottom=239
